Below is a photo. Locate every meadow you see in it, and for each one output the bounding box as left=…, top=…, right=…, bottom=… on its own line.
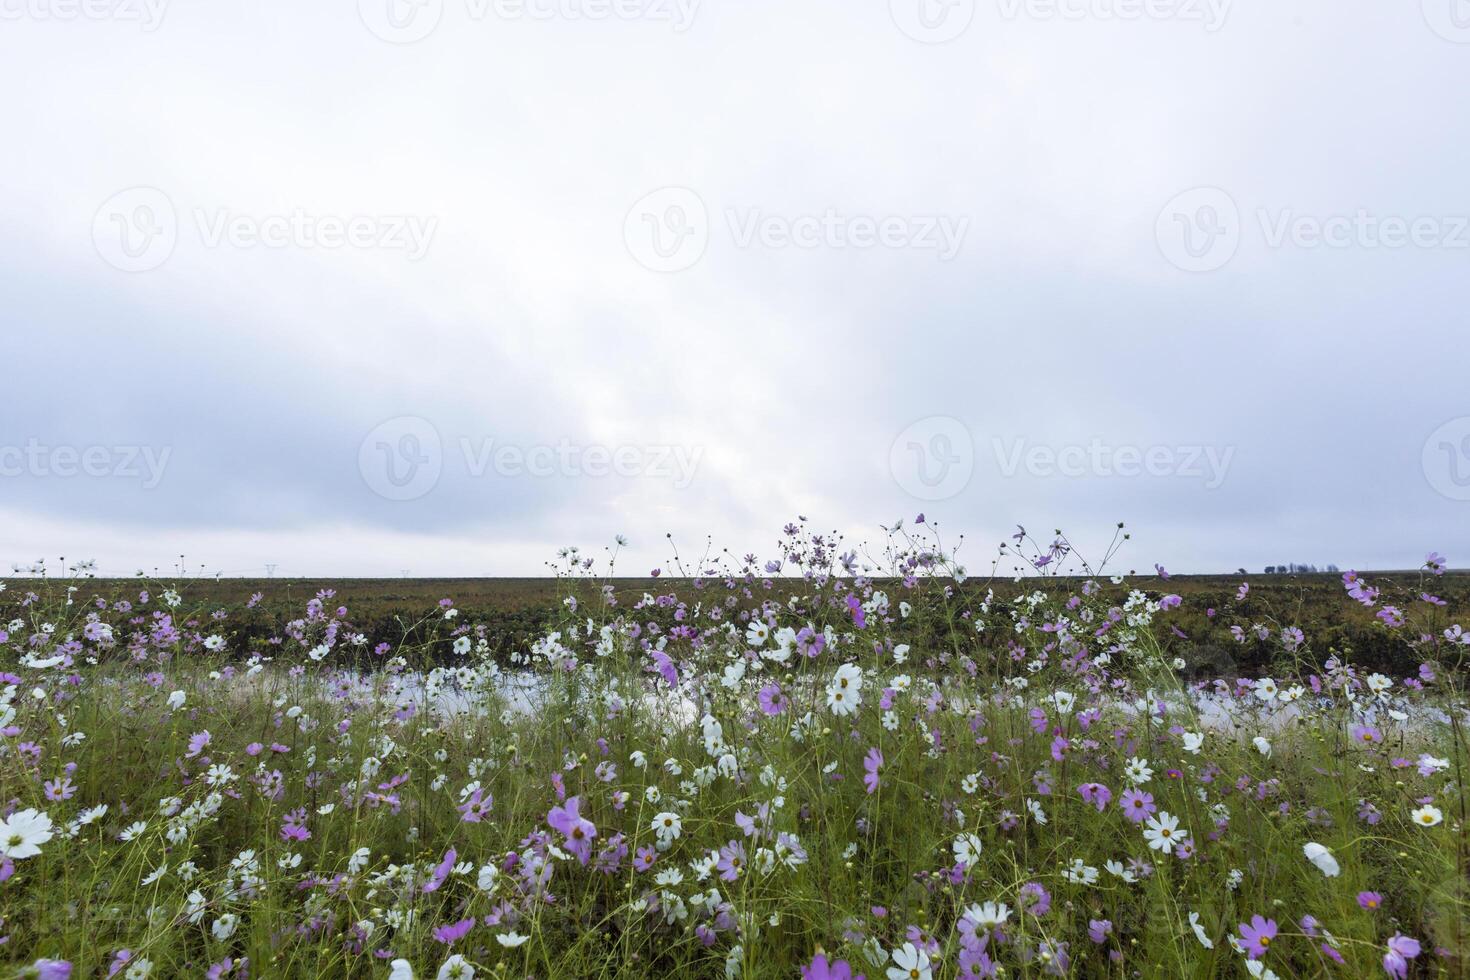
left=1, top=520, right=1466, bottom=978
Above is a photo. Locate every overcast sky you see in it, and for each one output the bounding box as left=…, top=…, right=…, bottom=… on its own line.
left=2, top=0, right=1468, bottom=577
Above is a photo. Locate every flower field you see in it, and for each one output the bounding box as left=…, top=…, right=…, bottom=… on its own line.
left=2, top=521, right=1466, bottom=978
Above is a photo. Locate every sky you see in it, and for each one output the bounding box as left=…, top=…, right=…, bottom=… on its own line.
left=2, top=0, right=1468, bottom=578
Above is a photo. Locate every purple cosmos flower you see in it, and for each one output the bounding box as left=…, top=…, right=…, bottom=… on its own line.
left=1078, top=783, right=1111, bottom=812
left=1120, top=788, right=1156, bottom=823
left=1087, top=919, right=1112, bottom=944
left=1383, top=934, right=1420, bottom=978
left=1019, top=882, right=1051, bottom=916
left=716, top=840, right=746, bottom=881
left=802, top=953, right=863, bottom=980
left=758, top=682, right=789, bottom=716
left=548, top=796, right=597, bottom=865
left=458, top=788, right=492, bottom=822
left=422, top=847, right=457, bottom=893
left=433, top=918, right=476, bottom=944
left=1358, top=891, right=1383, bottom=910
left=1238, top=915, right=1277, bottom=958
left=863, top=747, right=883, bottom=795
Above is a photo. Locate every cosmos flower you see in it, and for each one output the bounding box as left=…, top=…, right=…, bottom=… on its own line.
left=1382, top=934, right=1420, bottom=978
left=1237, top=915, right=1278, bottom=959
left=887, top=942, right=931, bottom=980
left=1411, top=805, right=1443, bottom=827
left=1302, top=842, right=1340, bottom=877
left=0, top=808, right=53, bottom=859
left=863, top=747, right=883, bottom=795
left=547, top=797, right=597, bottom=864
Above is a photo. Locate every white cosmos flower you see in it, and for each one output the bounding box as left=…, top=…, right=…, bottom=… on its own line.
left=745, top=621, right=769, bottom=647
left=1253, top=736, right=1272, bottom=757
left=436, top=954, right=474, bottom=979
left=1181, top=732, right=1204, bottom=754
left=0, top=808, right=53, bottom=859
left=952, top=833, right=983, bottom=868
left=389, top=960, right=415, bottom=980
left=1302, top=842, right=1340, bottom=877
left=652, top=811, right=682, bottom=844
left=167, top=690, right=186, bottom=711
left=211, top=913, right=239, bottom=940
left=1412, top=805, right=1444, bottom=827
left=964, top=901, right=1011, bottom=928
left=496, top=932, right=529, bottom=947
left=1142, top=811, right=1183, bottom=854
left=886, top=942, right=932, bottom=980
left=1253, top=678, right=1279, bottom=702
left=1188, top=911, right=1214, bottom=948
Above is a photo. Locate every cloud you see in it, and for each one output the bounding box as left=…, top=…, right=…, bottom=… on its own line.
left=0, top=0, right=1465, bottom=574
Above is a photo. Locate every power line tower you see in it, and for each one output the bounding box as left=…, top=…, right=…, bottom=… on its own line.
left=265, top=563, right=278, bottom=579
